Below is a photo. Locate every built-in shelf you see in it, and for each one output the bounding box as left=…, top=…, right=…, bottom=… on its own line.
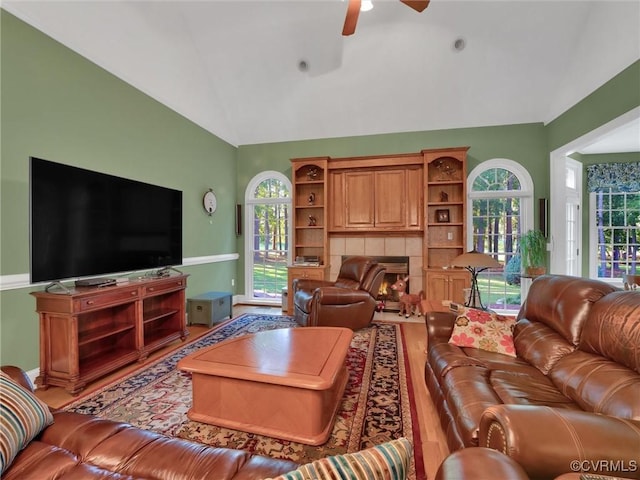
left=423, top=147, right=471, bottom=304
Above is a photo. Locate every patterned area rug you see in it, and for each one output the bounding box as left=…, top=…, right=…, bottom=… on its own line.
left=63, top=314, right=424, bottom=479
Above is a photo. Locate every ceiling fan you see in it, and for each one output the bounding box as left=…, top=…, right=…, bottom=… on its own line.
left=342, top=0, right=430, bottom=36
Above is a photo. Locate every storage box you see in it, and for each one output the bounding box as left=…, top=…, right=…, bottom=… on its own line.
left=187, top=291, right=232, bottom=327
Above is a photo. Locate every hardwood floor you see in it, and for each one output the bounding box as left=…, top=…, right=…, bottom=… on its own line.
left=35, top=305, right=449, bottom=479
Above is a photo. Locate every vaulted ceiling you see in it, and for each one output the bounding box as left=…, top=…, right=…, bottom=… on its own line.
left=4, top=0, right=640, bottom=149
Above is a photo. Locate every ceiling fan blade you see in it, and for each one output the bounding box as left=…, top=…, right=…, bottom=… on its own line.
left=400, top=0, right=430, bottom=13
left=342, top=0, right=361, bottom=36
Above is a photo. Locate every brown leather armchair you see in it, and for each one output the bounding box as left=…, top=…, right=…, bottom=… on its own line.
left=292, top=256, right=386, bottom=330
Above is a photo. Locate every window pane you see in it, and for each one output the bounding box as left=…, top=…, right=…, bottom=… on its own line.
left=594, top=190, right=640, bottom=279
left=472, top=168, right=521, bottom=192
left=249, top=177, right=290, bottom=300
left=471, top=194, right=522, bottom=310
left=254, top=179, right=290, bottom=199
left=251, top=202, right=289, bottom=298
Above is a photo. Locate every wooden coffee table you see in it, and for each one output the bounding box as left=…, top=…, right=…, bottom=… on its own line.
left=177, top=326, right=353, bottom=445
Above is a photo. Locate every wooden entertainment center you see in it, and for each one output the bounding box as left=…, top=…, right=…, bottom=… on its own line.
left=287, top=147, right=471, bottom=312
left=32, top=274, right=188, bottom=394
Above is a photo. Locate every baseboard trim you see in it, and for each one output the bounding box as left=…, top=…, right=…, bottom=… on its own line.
left=0, top=253, right=240, bottom=292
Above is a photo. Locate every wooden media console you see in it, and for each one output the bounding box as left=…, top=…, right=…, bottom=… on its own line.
left=32, top=274, right=188, bottom=395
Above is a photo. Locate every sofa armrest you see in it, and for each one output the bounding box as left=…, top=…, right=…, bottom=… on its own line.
left=425, top=311, right=458, bottom=343
left=292, top=278, right=333, bottom=293
left=314, top=287, right=372, bottom=305
left=1, top=365, right=34, bottom=392
left=479, top=405, right=640, bottom=479
left=435, top=447, right=529, bottom=480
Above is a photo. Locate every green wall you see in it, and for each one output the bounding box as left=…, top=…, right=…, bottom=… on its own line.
left=546, top=61, right=640, bottom=153
left=0, top=11, right=239, bottom=369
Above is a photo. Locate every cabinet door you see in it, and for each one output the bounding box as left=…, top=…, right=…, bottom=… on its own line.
left=374, top=170, right=406, bottom=227
left=406, top=166, right=422, bottom=229
left=344, top=171, right=375, bottom=228
left=426, top=270, right=469, bottom=303
left=425, top=271, right=450, bottom=303
left=449, top=272, right=469, bottom=304
left=328, top=171, right=345, bottom=230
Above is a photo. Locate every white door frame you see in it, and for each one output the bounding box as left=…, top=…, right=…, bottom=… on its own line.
left=549, top=106, right=639, bottom=276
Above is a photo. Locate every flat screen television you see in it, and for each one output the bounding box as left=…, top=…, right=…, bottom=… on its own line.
left=30, top=157, right=183, bottom=284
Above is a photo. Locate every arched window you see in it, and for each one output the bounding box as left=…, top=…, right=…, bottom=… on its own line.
left=467, top=159, right=534, bottom=312
left=244, top=171, right=292, bottom=304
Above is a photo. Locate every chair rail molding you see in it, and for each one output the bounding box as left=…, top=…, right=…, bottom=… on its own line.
left=0, top=253, right=240, bottom=292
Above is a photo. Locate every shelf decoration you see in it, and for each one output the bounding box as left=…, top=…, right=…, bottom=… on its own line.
left=306, top=167, right=319, bottom=181
left=308, top=192, right=315, bottom=205
left=436, top=209, right=450, bottom=223
left=434, top=158, right=458, bottom=180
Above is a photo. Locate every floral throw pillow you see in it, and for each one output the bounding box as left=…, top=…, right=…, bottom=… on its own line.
left=448, top=307, right=517, bottom=357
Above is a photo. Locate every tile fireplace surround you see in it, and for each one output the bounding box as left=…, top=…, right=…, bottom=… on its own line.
left=330, top=236, right=424, bottom=297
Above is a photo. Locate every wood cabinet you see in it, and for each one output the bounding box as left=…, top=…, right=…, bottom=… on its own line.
left=425, top=270, right=469, bottom=304
left=32, top=275, right=188, bottom=394
left=328, top=165, right=422, bottom=232
left=423, top=147, right=470, bottom=301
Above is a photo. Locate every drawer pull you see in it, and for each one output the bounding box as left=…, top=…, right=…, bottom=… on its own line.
left=148, top=287, right=155, bottom=292
left=86, top=300, right=95, bottom=305
left=131, top=291, right=136, bottom=296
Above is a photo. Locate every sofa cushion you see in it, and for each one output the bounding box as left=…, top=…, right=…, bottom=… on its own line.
left=267, top=437, right=412, bottom=480
left=449, top=308, right=516, bottom=357
left=578, top=290, right=640, bottom=373
left=517, top=275, right=617, bottom=346
left=460, top=347, right=536, bottom=374
left=549, top=350, right=640, bottom=419
left=513, top=319, right=575, bottom=375
left=489, top=370, right=578, bottom=408
left=0, top=371, right=54, bottom=474
left=428, top=343, right=489, bottom=379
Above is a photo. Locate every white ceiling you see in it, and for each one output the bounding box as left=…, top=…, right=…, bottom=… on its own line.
left=577, top=116, right=640, bottom=154
left=4, top=0, right=640, bottom=150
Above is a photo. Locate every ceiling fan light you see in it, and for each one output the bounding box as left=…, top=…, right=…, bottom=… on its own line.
left=361, top=0, right=373, bottom=12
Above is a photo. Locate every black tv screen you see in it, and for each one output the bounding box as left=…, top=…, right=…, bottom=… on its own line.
left=30, top=157, right=183, bottom=283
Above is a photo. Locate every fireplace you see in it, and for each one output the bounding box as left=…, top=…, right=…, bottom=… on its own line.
left=342, top=255, right=409, bottom=312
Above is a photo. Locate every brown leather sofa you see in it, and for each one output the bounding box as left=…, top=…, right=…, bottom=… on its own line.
left=293, top=255, right=386, bottom=330
left=1, top=365, right=298, bottom=480
left=425, top=275, right=640, bottom=480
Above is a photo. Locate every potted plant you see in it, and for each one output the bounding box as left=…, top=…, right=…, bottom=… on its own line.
left=520, top=229, right=547, bottom=277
